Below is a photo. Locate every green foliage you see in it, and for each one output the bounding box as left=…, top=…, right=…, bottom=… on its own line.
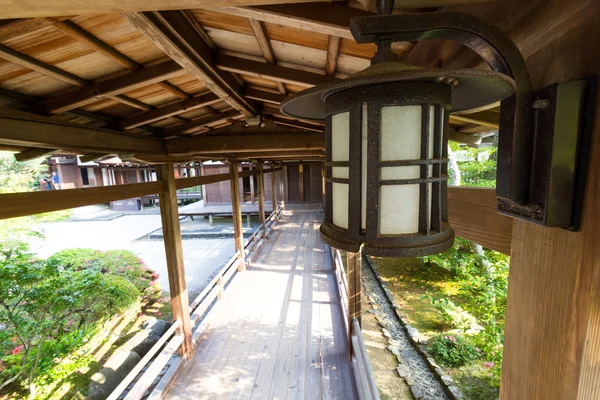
left=429, top=334, right=482, bottom=368
left=46, top=248, right=161, bottom=300
left=0, top=151, right=47, bottom=194
left=0, top=241, right=142, bottom=398
left=424, top=295, right=481, bottom=333
left=450, top=138, right=498, bottom=188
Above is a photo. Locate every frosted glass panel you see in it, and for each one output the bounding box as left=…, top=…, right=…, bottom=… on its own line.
left=332, top=182, right=349, bottom=229
left=332, top=167, right=349, bottom=179
left=428, top=182, right=433, bottom=230
left=361, top=102, right=368, bottom=230
left=332, top=112, right=350, bottom=162
left=379, top=184, right=420, bottom=234
left=428, top=105, right=435, bottom=159
left=381, top=106, right=421, bottom=161
left=381, top=166, right=420, bottom=180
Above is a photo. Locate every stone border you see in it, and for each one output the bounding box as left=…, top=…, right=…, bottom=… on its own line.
left=363, top=256, right=464, bottom=400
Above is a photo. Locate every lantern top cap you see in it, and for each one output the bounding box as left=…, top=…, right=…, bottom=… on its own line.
left=280, top=61, right=516, bottom=121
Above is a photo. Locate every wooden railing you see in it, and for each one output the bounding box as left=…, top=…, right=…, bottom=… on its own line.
left=331, top=248, right=380, bottom=400
left=107, top=201, right=284, bottom=399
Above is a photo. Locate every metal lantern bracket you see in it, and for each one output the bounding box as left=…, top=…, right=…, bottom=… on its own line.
left=350, top=12, right=597, bottom=231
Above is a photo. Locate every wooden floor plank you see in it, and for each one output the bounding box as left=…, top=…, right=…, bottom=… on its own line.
left=165, top=207, right=357, bottom=400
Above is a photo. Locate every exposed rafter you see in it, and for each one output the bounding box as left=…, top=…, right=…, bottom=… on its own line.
left=37, top=60, right=185, bottom=114
left=123, top=11, right=258, bottom=117
left=325, top=36, right=341, bottom=76
left=216, top=54, right=337, bottom=87
left=165, top=131, right=325, bottom=155
left=248, top=18, right=287, bottom=95
left=161, top=109, right=241, bottom=137
left=116, top=92, right=221, bottom=130
left=244, top=88, right=286, bottom=104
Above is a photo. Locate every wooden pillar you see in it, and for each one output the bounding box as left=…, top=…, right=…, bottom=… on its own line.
left=229, top=163, right=246, bottom=272
left=347, top=250, right=362, bottom=343
left=500, top=7, right=600, bottom=400
left=298, top=163, right=304, bottom=202
left=257, top=163, right=266, bottom=240
left=283, top=164, right=289, bottom=204
left=156, top=163, right=193, bottom=358
left=271, top=164, right=277, bottom=215
left=249, top=165, right=255, bottom=204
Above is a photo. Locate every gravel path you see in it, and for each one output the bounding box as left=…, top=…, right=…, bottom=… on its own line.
left=362, top=259, right=450, bottom=400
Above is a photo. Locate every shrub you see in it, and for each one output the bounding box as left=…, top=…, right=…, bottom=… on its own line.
left=0, top=245, right=141, bottom=398
left=429, top=334, right=482, bottom=368
left=46, top=248, right=161, bottom=300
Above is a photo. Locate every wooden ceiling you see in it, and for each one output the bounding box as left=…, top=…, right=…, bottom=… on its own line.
left=0, top=0, right=592, bottom=162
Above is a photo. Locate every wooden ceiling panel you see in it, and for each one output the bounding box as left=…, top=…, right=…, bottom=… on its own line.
left=122, top=83, right=179, bottom=107
left=0, top=71, right=70, bottom=96
left=53, top=52, right=127, bottom=81
left=111, top=34, right=170, bottom=66
left=339, top=38, right=376, bottom=59
left=208, top=28, right=263, bottom=58
left=239, top=74, right=279, bottom=90
left=271, top=41, right=327, bottom=72
left=284, top=83, right=309, bottom=93
left=192, top=9, right=253, bottom=35
left=263, top=21, right=328, bottom=51
left=80, top=99, right=135, bottom=117
left=0, top=61, right=31, bottom=83
left=167, top=73, right=207, bottom=95
left=336, top=53, right=370, bottom=76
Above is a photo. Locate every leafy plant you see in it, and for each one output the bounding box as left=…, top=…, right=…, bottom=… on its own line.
left=424, top=295, right=482, bottom=333
left=429, top=334, right=482, bottom=368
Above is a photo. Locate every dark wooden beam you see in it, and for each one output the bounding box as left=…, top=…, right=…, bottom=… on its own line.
left=211, top=3, right=375, bottom=40
left=248, top=18, right=287, bottom=95
left=14, top=147, right=54, bottom=162
left=123, top=11, right=258, bottom=117
left=0, top=109, right=165, bottom=154
left=52, top=18, right=190, bottom=100
left=38, top=60, right=184, bottom=114
left=166, top=131, right=325, bottom=155
left=232, top=150, right=325, bottom=160
left=0, top=181, right=163, bottom=220
left=161, top=109, right=240, bottom=137
left=267, top=115, right=324, bottom=132
left=216, top=54, right=338, bottom=88
left=116, top=92, right=220, bottom=130
left=244, top=87, right=286, bottom=104
left=0, top=0, right=325, bottom=19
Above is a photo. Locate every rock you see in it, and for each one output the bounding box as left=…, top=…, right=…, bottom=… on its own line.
left=382, top=328, right=391, bottom=338
left=448, top=385, right=464, bottom=399
left=441, top=374, right=454, bottom=385
left=88, top=351, right=141, bottom=400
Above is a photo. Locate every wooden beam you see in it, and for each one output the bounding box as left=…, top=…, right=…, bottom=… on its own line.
left=0, top=0, right=325, bottom=19
left=123, top=11, right=257, bottom=117
left=52, top=18, right=189, bottom=100
left=229, top=162, right=246, bottom=271
left=268, top=115, right=325, bottom=133
left=166, top=131, right=325, bottom=155
left=448, top=129, right=483, bottom=146
left=156, top=163, right=193, bottom=358
left=38, top=61, right=184, bottom=114
left=325, top=36, right=341, bottom=76
left=0, top=181, right=163, bottom=220
left=161, top=109, right=240, bottom=137
left=216, top=54, right=338, bottom=88
left=0, top=109, right=166, bottom=154
left=449, top=110, right=500, bottom=129
left=447, top=187, right=512, bottom=255
left=271, top=163, right=277, bottom=212
left=116, top=93, right=220, bottom=130
left=248, top=18, right=287, bottom=95
left=244, top=88, right=286, bottom=105
left=210, top=3, right=375, bottom=40
left=14, top=147, right=55, bottom=162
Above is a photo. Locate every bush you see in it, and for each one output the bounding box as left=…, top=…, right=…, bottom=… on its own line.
left=46, top=248, right=161, bottom=300
left=429, top=334, right=482, bottom=368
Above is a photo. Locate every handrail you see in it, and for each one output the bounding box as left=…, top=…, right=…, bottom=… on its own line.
left=108, top=200, right=285, bottom=400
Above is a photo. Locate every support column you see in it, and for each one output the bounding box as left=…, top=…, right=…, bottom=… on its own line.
left=283, top=164, right=289, bottom=205
left=229, top=162, right=246, bottom=272
left=249, top=164, right=255, bottom=204
left=347, top=250, right=362, bottom=343
left=156, top=163, right=193, bottom=358
left=257, top=163, right=266, bottom=240
left=271, top=164, right=278, bottom=217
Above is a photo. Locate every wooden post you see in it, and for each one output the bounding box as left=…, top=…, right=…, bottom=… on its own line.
left=229, top=162, right=246, bottom=272
left=347, top=250, right=362, bottom=348
left=271, top=163, right=277, bottom=217
left=298, top=163, right=304, bottom=202
left=249, top=164, right=255, bottom=204
left=282, top=164, right=289, bottom=205
left=499, top=6, right=600, bottom=400
left=156, top=163, right=193, bottom=358
left=257, top=163, right=266, bottom=240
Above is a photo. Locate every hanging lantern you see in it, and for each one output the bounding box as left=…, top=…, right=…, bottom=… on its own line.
left=281, top=59, right=515, bottom=257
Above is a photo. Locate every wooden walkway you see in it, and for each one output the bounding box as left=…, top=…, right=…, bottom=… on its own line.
left=166, top=206, right=357, bottom=399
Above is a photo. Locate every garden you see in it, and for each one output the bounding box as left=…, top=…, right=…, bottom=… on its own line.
left=368, top=136, right=508, bottom=399
left=0, top=152, right=169, bottom=399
